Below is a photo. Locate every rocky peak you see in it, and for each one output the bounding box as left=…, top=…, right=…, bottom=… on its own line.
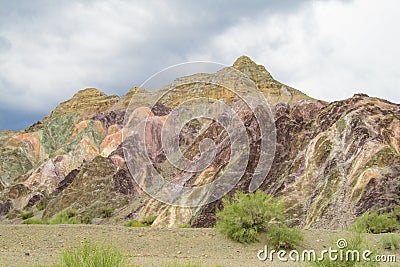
left=50, top=88, right=119, bottom=117
left=72, top=88, right=106, bottom=99
left=233, top=55, right=274, bottom=81
left=233, top=56, right=313, bottom=104
left=233, top=55, right=254, bottom=67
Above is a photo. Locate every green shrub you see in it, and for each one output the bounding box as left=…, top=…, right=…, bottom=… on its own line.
left=100, top=206, right=114, bottom=218
left=36, top=198, right=48, bottom=211
left=21, top=211, right=34, bottom=220
left=81, top=213, right=94, bottom=224
left=6, top=210, right=21, bottom=220
left=49, top=209, right=79, bottom=225
left=179, top=224, right=192, bottom=228
left=267, top=224, right=304, bottom=250
left=380, top=234, right=400, bottom=250
left=353, top=211, right=399, bottom=234
left=65, top=209, right=78, bottom=218
left=141, top=216, right=157, bottom=226
left=22, top=218, right=48, bottom=225
left=216, top=190, right=303, bottom=248
left=37, top=243, right=126, bottom=267
left=123, top=216, right=157, bottom=227
left=124, top=219, right=145, bottom=227
left=392, top=206, right=400, bottom=221
left=60, top=243, right=125, bottom=267
left=21, top=209, right=81, bottom=225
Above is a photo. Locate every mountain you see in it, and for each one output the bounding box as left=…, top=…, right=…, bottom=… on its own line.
left=0, top=56, right=399, bottom=230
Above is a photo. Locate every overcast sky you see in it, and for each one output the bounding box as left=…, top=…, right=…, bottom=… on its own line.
left=1, top=0, right=399, bottom=131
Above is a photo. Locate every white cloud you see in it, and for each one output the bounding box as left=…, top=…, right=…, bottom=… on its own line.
left=192, top=0, right=400, bottom=103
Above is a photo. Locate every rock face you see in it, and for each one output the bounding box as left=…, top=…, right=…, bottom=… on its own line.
left=43, top=156, right=139, bottom=220
left=265, top=96, right=400, bottom=229
left=0, top=56, right=399, bottom=230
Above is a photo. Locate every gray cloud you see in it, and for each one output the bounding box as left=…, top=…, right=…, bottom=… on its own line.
left=0, top=0, right=399, bottom=131
left=0, top=36, right=11, bottom=53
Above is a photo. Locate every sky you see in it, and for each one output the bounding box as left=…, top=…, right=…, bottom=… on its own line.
left=0, top=0, right=399, bottom=131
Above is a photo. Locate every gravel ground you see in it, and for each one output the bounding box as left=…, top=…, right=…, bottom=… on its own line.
left=0, top=225, right=398, bottom=267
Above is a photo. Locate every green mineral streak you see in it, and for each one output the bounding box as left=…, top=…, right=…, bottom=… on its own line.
left=307, top=166, right=341, bottom=226
left=0, top=141, right=35, bottom=185
left=314, top=139, right=332, bottom=167
left=41, top=113, right=80, bottom=154
left=62, top=120, right=105, bottom=153
left=367, top=146, right=398, bottom=167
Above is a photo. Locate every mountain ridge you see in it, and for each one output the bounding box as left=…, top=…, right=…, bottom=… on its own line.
left=1, top=56, right=399, bottom=230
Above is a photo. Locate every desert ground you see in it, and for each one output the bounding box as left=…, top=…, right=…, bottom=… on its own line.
left=0, top=225, right=399, bottom=267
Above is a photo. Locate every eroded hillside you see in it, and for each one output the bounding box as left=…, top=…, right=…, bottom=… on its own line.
left=0, top=56, right=399, bottom=230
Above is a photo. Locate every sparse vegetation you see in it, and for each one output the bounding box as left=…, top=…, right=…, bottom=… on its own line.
left=380, top=234, right=400, bottom=250
left=392, top=206, right=400, bottom=221
left=124, top=216, right=157, bottom=227
left=37, top=243, right=126, bottom=267
left=81, top=213, right=94, bottom=224
left=22, top=218, right=48, bottom=225
left=141, top=216, right=157, bottom=226
left=21, top=209, right=80, bottom=225
left=36, top=197, right=49, bottom=211
left=100, top=206, right=114, bottom=218
left=353, top=211, right=399, bottom=234
left=60, top=243, right=126, bottom=267
left=5, top=210, right=21, bottom=220
left=20, top=211, right=34, bottom=220
left=266, top=224, right=304, bottom=250
left=5, top=223, right=398, bottom=267
left=124, top=219, right=146, bottom=227
left=216, top=190, right=303, bottom=248
left=50, top=209, right=79, bottom=224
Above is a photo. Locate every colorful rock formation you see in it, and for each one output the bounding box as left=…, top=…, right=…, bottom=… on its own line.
left=0, top=56, right=398, bottom=230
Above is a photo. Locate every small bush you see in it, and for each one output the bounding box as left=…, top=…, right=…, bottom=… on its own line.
left=179, top=224, right=192, bottom=228
left=21, top=209, right=81, bottom=225
left=141, top=216, right=157, bottom=226
left=216, top=190, right=303, bottom=247
left=81, top=213, right=94, bottom=224
left=60, top=243, right=126, bottom=267
left=124, top=219, right=145, bottom=227
left=36, top=198, right=48, bottom=211
left=267, top=224, right=304, bottom=250
left=6, top=210, right=21, bottom=220
left=50, top=209, right=79, bottom=225
left=100, top=206, right=114, bottom=218
left=353, top=211, right=399, bottom=234
left=380, top=234, right=400, bottom=250
left=123, top=216, right=157, bottom=227
left=22, top=218, right=48, bottom=225
left=392, top=206, right=400, bottom=221
left=37, top=243, right=126, bottom=267
left=21, top=211, right=34, bottom=220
